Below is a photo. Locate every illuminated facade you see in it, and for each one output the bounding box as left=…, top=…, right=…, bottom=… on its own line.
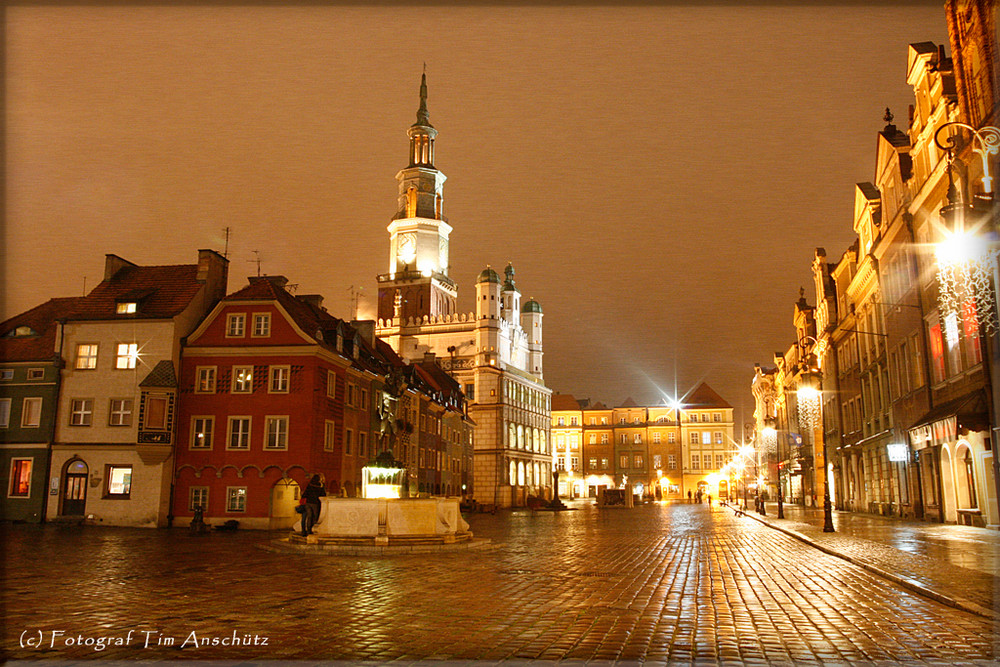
left=550, top=384, right=733, bottom=501
left=376, top=75, right=551, bottom=508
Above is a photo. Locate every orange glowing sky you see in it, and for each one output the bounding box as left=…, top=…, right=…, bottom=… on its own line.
left=5, top=4, right=948, bottom=414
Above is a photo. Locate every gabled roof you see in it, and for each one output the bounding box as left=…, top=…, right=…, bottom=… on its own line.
left=70, top=263, right=204, bottom=320
left=680, top=382, right=732, bottom=409
left=551, top=394, right=582, bottom=411
left=0, top=297, right=85, bottom=362
left=139, top=360, right=177, bottom=388
left=617, top=397, right=638, bottom=408
left=586, top=401, right=609, bottom=410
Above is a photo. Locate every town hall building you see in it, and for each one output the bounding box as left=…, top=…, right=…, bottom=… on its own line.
left=374, top=75, right=552, bottom=508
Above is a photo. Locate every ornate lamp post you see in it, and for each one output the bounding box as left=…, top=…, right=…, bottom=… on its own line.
left=762, top=416, right=777, bottom=515
left=932, top=121, right=1000, bottom=519
left=798, top=354, right=834, bottom=533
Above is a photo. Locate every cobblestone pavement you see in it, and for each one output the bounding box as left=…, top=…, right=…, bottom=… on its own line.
left=735, top=501, right=1000, bottom=616
left=3, top=501, right=998, bottom=664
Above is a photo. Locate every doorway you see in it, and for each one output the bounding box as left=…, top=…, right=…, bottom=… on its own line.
left=62, top=459, right=89, bottom=516
left=269, top=478, right=301, bottom=530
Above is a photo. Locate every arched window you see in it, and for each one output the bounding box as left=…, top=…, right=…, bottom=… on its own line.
left=406, top=186, right=417, bottom=218
left=963, top=448, right=978, bottom=508
left=509, top=460, right=517, bottom=486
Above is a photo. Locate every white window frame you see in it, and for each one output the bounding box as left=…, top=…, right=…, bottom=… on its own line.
left=326, top=370, right=337, bottom=398
left=232, top=366, right=254, bottom=393
left=21, top=397, right=42, bottom=428
left=75, top=344, right=98, bottom=370
left=116, top=302, right=137, bottom=314
left=691, top=454, right=700, bottom=470
left=252, top=313, right=271, bottom=338
left=226, top=313, right=246, bottom=338
left=196, top=366, right=217, bottom=393
left=702, top=432, right=712, bottom=445
left=269, top=366, right=290, bottom=394
left=191, top=416, right=214, bottom=449
left=115, top=343, right=138, bottom=370
left=264, top=416, right=289, bottom=450
left=714, top=431, right=724, bottom=444
left=653, top=454, right=662, bottom=469
left=108, top=398, right=133, bottom=426
left=227, top=416, right=252, bottom=450
left=668, top=454, right=677, bottom=470
left=0, top=398, right=11, bottom=428
left=189, top=486, right=209, bottom=511
left=689, top=432, right=699, bottom=444
left=69, top=398, right=94, bottom=426
left=27, top=368, right=44, bottom=380
left=226, top=486, right=247, bottom=512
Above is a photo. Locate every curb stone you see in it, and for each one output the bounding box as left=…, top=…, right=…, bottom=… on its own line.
left=727, top=504, right=999, bottom=622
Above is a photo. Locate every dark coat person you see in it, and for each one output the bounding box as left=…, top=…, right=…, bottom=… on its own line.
left=301, top=475, right=326, bottom=536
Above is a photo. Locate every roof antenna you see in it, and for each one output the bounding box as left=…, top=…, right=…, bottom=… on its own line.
left=248, top=250, right=263, bottom=277
left=222, top=226, right=232, bottom=259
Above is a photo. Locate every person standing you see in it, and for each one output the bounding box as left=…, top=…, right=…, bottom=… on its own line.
left=301, top=474, right=326, bottom=536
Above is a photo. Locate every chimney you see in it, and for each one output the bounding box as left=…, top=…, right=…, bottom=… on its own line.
left=423, top=351, right=437, bottom=364
left=298, top=294, right=325, bottom=310
left=104, top=254, right=136, bottom=281
left=197, top=249, right=229, bottom=303
left=351, top=319, right=376, bottom=346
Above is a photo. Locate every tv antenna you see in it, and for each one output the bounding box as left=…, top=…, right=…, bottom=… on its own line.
left=248, top=250, right=263, bottom=277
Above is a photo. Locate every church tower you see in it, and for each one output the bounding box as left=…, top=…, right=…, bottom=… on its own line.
left=377, top=73, right=457, bottom=323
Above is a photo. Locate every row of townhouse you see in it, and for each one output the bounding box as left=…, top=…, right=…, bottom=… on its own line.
left=550, top=383, right=736, bottom=501
left=0, top=250, right=473, bottom=527
left=752, top=3, right=999, bottom=528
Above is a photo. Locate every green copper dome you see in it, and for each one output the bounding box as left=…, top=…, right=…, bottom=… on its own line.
left=522, top=299, right=542, bottom=313
left=478, top=267, right=501, bottom=284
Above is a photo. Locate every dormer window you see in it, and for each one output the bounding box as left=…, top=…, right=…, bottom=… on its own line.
left=117, top=302, right=137, bottom=314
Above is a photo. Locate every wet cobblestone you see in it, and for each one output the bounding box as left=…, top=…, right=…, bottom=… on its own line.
left=3, top=501, right=998, bottom=663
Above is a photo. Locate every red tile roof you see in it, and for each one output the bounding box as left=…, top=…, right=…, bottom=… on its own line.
left=70, top=264, right=204, bottom=320
left=551, top=393, right=582, bottom=411
left=0, top=297, right=85, bottom=362
left=681, top=382, right=732, bottom=409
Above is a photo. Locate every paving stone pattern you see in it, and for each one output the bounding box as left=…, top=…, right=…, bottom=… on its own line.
left=3, top=502, right=998, bottom=663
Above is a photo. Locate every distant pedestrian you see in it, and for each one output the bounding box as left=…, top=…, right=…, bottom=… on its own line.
left=301, top=474, right=326, bottom=536
left=687, top=490, right=692, bottom=502
left=707, top=494, right=712, bottom=507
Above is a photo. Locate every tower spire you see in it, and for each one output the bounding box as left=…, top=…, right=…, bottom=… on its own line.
left=415, top=71, right=431, bottom=128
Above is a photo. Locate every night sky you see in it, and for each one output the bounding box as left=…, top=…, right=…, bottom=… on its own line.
left=5, top=4, right=949, bottom=418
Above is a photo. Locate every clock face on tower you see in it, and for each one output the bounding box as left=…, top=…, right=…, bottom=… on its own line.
left=398, top=232, right=416, bottom=265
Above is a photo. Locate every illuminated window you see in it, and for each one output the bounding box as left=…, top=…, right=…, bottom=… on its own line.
left=588, top=458, right=597, bottom=469
left=570, top=416, right=578, bottom=426
left=619, top=455, right=629, bottom=469
left=570, top=456, right=579, bottom=471
left=653, top=432, right=661, bottom=444
left=928, top=321, right=946, bottom=383
left=714, top=432, right=723, bottom=444
left=619, top=434, right=627, bottom=444
left=264, top=416, right=288, bottom=450
left=633, top=434, right=642, bottom=444
left=269, top=366, right=290, bottom=393
left=601, top=417, right=608, bottom=425
left=226, top=313, right=246, bottom=337
left=557, top=417, right=565, bottom=426
left=232, top=366, right=253, bottom=393
left=108, top=399, right=133, bottom=426
left=589, top=434, right=596, bottom=444
left=104, top=465, right=132, bottom=498
left=702, top=432, right=712, bottom=445
left=634, top=454, right=643, bottom=468
left=601, top=457, right=609, bottom=468
left=227, top=417, right=251, bottom=450
left=189, top=487, right=208, bottom=511
left=252, top=313, right=271, bottom=337
left=600, top=433, right=608, bottom=444
left=8, top=458, right=32, bottom=497
left=653, top=454, right=662, bottom=469
left=191, top=417, right=214, bottom=449
left=226, top=487, right=247, bottom=512
left=75, top=344, right=98, bottom=370
left=668, top=432, right=676, bottom=444
left=116, top=302, right=137, bottom=314
left=70, top=399, right=93, bottom=426
left=196, top=367, right=216, bottom=393
left=115, top=343, right=138, bottom=369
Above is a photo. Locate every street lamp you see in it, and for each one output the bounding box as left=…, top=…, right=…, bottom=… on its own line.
left=798, top=352, right=834, bottom=533
left=932, top=121, right=1000, bottom=524
left=762, top=416, right=777, bottom=516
